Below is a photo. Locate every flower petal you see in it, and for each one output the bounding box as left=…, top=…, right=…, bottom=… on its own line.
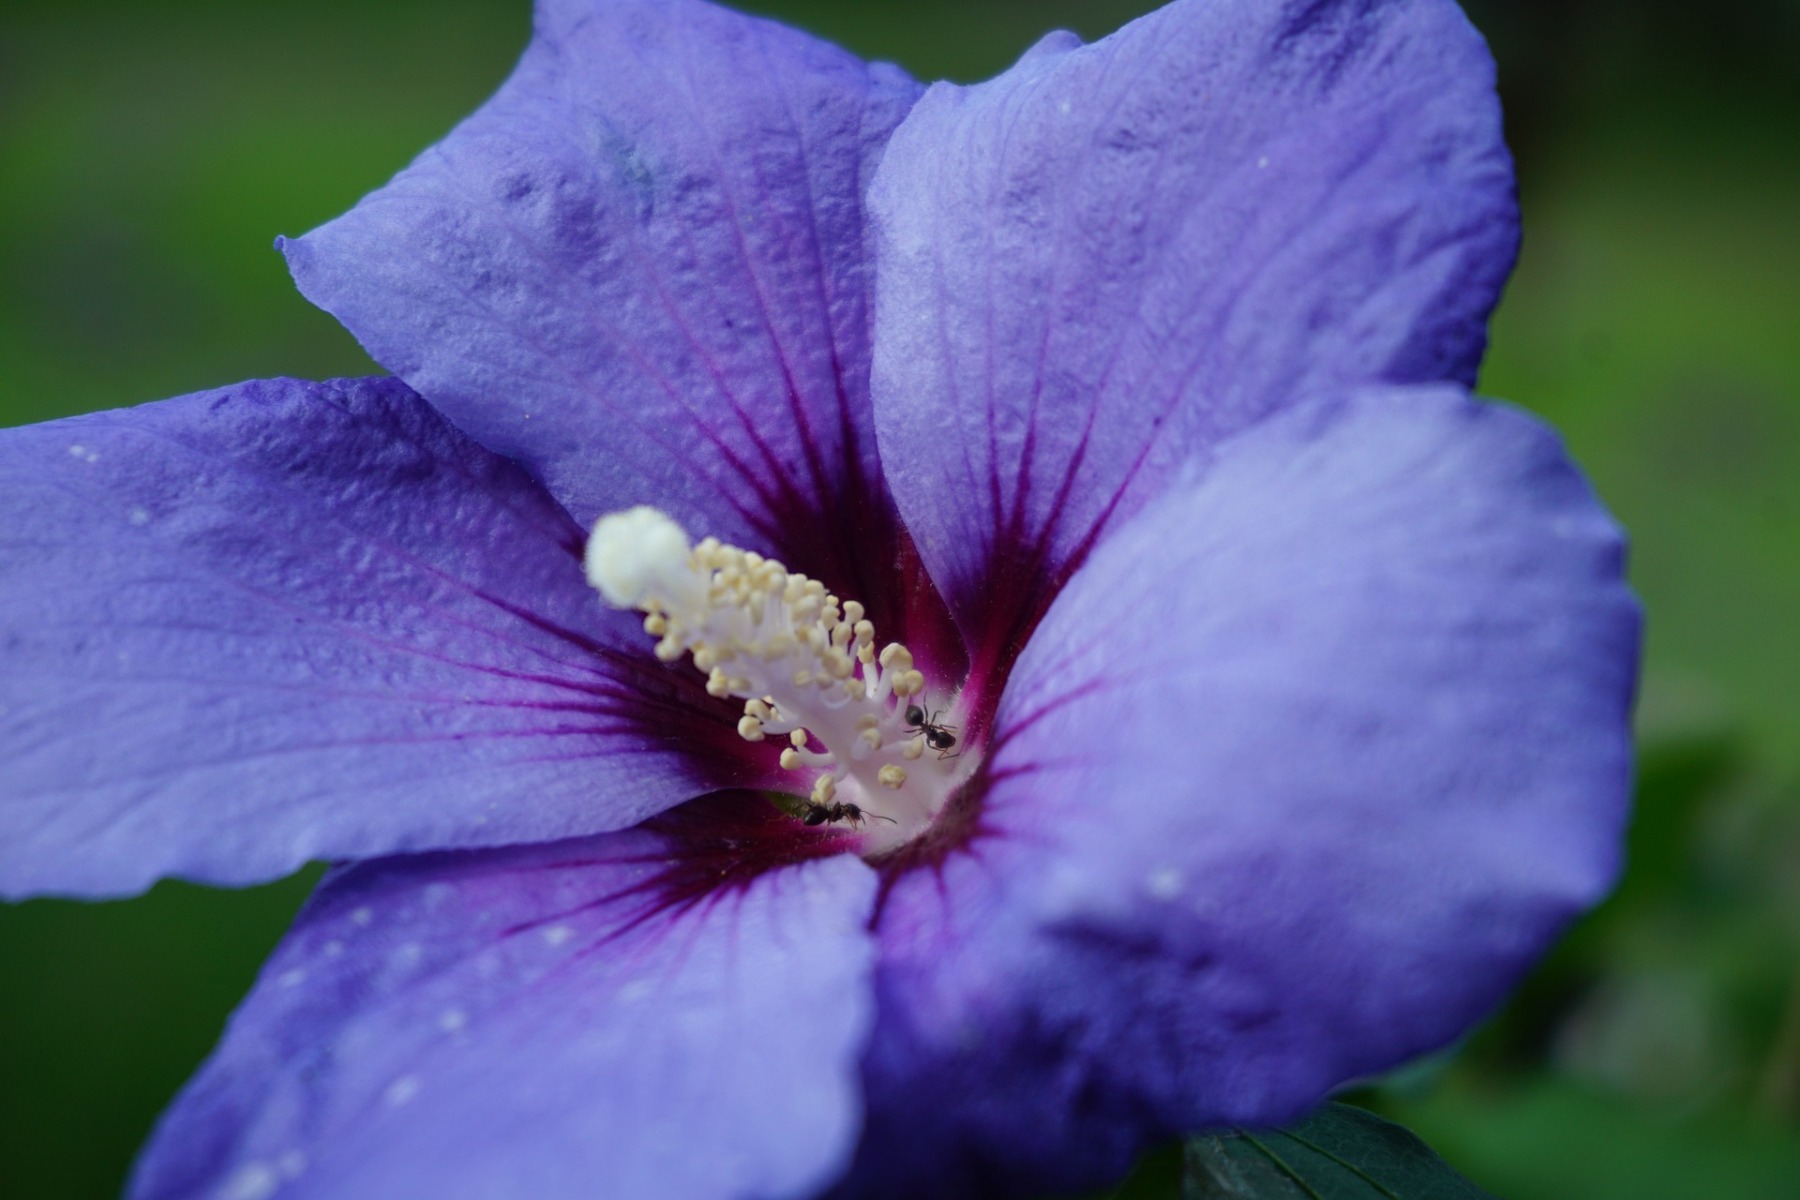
left=846, top=387, right=1639, bottom=1197
left=869, top=0, right=1519, bottom=682
left=0, top=377, right=754, bottom=900
left=283, top=0, right=922, bottom=598
left=130, top=797, right=878, bottom=1200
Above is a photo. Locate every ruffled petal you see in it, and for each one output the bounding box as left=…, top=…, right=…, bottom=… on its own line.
left=0, top=377, right=754, bottom=900
left=283, top=0, right=923, bottom=609
left=130, top=798, right=878, bottom=1200
left=869, top=0, right=1518, bottom=684
left=844, top=387, right=1639, bottom=1197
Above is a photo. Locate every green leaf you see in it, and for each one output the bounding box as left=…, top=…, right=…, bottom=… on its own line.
left=1182, top=1103, right=1497, bottom=1200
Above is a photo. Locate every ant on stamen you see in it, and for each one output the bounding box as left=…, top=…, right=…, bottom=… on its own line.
left=904, top=704, right=959, bottom=759
left=798, top=799, right=895, bottom=828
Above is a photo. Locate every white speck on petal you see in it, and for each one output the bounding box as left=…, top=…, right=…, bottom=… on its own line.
left=68, top=444, right=100, bottom=464
left=277, top=968, right=306, bottom=989
left=1553, top=514, right=1590, bottom=539
left=1146, top=866, right=1184, bottom=900
left=275, top=1152, right=307, bottom=1181
left=218, top=1161, right=278, bottom=1200
left=350, top=906, right=373, bottom=926
left=438, top=1008, right=467, bottom=1033
left=393, top=942, right=423, bottom=968
left=617, top=979, right=652, bottom=1004
left=385, top=1075, right=421, bottom=1107
left=322, top=940, right=343, bottom=958
left=1058, top=98, right=1071, bottom=114
left=128, top=507, right=150, bottom=525
left=422, top=882, right=453, bottom=907
left=1257, top=155, right=1269, bottom=169
left=542, top=924, right=575, bottom=946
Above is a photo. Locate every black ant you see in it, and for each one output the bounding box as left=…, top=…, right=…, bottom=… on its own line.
left=904, top=704, right=959, bottom=759
left=798, top=799, right=895, bottom=828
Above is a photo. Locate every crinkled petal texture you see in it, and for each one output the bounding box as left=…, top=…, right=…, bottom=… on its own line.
left=869, top=0, right=1519, bottom=678
left=283, top=0, right=922, bottom=602
left=131, top=800, right=878, bottom=1200
left=842, top=388, right=1639, bottom=1198
left=0, top=377, right=751, bottom=900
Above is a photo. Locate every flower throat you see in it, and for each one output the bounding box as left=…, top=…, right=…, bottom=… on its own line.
left=585, top=507, right=967, bottom=851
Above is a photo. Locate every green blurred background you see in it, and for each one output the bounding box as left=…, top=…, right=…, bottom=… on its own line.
left=1, top=1, right=1796, bottom=1196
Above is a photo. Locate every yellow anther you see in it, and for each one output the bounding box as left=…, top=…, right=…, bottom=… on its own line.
left=706, top=668, right=732, bottom=697
left=789, top=730, right=809, bottom=747
left=737, top=715, right=765, bottom=742
left=745, top=699, right=773, bottom=721
left=902, top=737, right=925, bottom=760
left=860, top=727, right=883, bottom=751
left=879, top=643, right=912, bottom=672
left=896, top=670, right=926, bottom=697
left=812, top=775, right=837, bottom=804
left=644, top=614, right=667, bottom=636
left=854, top=714, right=880, bottom=731
left=780, top=747, right=802, bottom=770
left=843, top=601, right=865, bottom=625
left=791, top=668, right=814, bottom=687
left=853, top=620, right=874, bottom=646
left=878, top=765, right=907, bottom=789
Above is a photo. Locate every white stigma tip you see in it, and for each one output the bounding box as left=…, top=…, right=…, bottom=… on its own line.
left=585, top=506, right=699, bottom=610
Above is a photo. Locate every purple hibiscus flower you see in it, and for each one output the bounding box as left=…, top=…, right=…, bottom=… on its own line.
left=0, top=0, right=1639, bottom=1196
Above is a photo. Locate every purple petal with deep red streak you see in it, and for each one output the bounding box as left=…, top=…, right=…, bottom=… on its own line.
left=0, top=377, right=753, bottom=900
left=868, top=0, right=1519, bottom=696
left=842, top=387, right=1638, bottom=1198
left=283, top=0, right=926, bottom=632
left=130, top=797, right=878, bottom=1200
